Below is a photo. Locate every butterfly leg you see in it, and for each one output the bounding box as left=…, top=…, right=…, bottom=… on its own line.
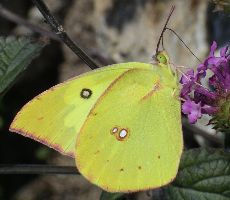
left=172, top=88, right=182, bottom=102
left=172, top=88, right=187, bottom=102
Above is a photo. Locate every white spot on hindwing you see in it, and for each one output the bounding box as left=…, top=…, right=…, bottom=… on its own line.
left=112, top=127, right=118, bottom=133
left=110, top=126, right=129, bottom=141
left=119, top=129, right=127, bottom=138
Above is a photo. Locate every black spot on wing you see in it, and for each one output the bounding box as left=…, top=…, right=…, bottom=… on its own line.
left=80, top=88, right=92, bottom=99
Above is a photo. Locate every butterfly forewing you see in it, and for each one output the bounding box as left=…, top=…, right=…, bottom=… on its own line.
left=10, top=63, right=147, bottom=157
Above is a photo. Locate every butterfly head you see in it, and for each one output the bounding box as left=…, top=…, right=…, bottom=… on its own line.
left=153, top=51, right=177, bottom=79
left=156, top=51, right=170, bottom=66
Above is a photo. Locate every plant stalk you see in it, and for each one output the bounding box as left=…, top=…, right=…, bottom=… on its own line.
left=0, top=164, right=79, bottom=175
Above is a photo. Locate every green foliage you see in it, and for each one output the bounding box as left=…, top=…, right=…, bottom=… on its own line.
left=163, top=148, right=230, bottom=200
left=0, top=37, right=45, bottom=96
left=210, top=100, right=230, bottom=133
left=100, top=191, right=125, bottom=200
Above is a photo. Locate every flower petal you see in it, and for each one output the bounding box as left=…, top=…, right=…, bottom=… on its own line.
left=220, top=46, right=229, bottom=57
left=209, top=41, right=217, bottom=56
left=180, top=69, right=195, bottom=84
left=182, top=100, right=202, bottom=123
left=194, top=86, right=217, bottom=105
left=201, top=105, right=218, bottom=115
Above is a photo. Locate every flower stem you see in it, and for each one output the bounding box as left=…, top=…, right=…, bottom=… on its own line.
left=0, top=164, right=78, bottom=175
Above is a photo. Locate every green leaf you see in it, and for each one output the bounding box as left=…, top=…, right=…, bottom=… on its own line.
left=0, top=37, right=45, bottom=95
left=163, top=148, right=230, bottom=200
left=100, top=191, right=124, bottom=200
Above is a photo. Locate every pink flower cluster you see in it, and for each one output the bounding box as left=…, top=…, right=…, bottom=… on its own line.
left=180, top=41, right=230, bottom=123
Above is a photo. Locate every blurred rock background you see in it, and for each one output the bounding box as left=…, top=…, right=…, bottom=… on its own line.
left=0, top=0, right=229, bottom=199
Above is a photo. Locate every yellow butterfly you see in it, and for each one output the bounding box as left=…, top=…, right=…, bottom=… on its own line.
left=10, top=51, right=183, bottom=192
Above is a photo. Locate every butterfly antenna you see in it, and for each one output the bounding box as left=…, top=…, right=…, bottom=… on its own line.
left=165, top=28, right=202, bottom=62
left=161, top=34, right=165, bottom=51
left=154, top=5, right=175, bottom=57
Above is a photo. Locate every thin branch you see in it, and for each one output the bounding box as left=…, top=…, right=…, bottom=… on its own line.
left=31, top=0, right=99, bottom=70
left=0, top=164, right=79, bottom=175
left=0, top=4, right=60, bottom=41
left=0, top=5, right=112, bottom=66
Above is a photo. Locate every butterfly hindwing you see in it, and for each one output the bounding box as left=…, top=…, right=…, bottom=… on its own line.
left=76, top=66, right=183, bottom=192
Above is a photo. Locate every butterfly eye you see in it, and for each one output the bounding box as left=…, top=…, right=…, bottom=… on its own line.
left=157, top=53, right=167, bottom=64
left=80, top=88, right=92, bottom=99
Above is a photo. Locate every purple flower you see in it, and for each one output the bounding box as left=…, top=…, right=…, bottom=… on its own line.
left=182, top=100, right=202, bottom=124
left=209, top=41, right=217, bottom=57
left=180, top=69, right=197, bottom=99
left=180, top=41, right=230, bottom=124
